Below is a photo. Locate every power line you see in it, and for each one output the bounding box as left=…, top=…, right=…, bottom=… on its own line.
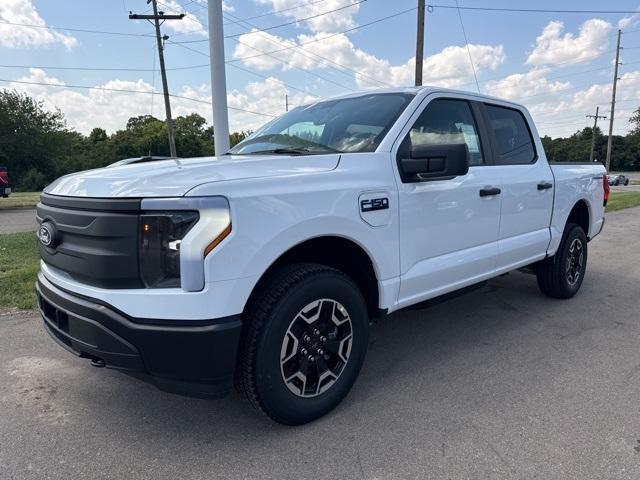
left=222, top=11, right=390, bottom=88
left=229, top=38, right=358, bottom=91
left=170, top=4, right=390, bottom=90
left=224, top=7, right=417, bottom=63
left=167, top=0, right=365, bottom=39
left=0, top=63, right=209, bottom=72
left=0, top=19, right=154, bottom=38
left=222, top=0, right=330, bottom=25
left=167, top=40, right=329, bottom=97
left=427, top=4, right=640, bottom=14
left=454, top=0, right=479, bottom=93
left=0, top=77, right=279, bottom=118
left=223, top=0, right=366, bottom=38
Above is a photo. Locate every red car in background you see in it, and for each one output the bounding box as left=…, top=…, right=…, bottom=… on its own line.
left=0, top=167, right=10, bottom=197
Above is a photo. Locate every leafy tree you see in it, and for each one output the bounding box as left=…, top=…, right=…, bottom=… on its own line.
left=0, top=89, right=68, bottom=189
left=88, top=127, right=108, bottom=143
left=630, top=106, right=640, bottom=135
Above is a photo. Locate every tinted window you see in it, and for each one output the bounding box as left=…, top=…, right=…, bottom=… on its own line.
left=485, top=104, right=536, bottom=165
left=229, top=93, right=414, bottom=154
left=408, top=99, right=483, bottom=166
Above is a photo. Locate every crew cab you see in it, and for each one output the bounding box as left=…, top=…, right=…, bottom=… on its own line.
left=0, top=166, right=10, bottom=197
left=35, top=88, right=607, bottom=425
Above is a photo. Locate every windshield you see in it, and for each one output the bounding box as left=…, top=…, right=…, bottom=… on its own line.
left=228, top=93, right=415, bottom=155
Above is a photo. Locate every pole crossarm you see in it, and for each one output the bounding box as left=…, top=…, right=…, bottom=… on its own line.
left=129, top=0, right=182, bottom=158
left=129, top=14, right=185, bottom=20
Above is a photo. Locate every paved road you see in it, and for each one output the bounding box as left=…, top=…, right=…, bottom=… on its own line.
left=0, top=208, right=37, bottom=234
left=1, top=208, right=640, bottom=480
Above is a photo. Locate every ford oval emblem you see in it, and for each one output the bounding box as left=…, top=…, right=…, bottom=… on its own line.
left=38, top=222, right=57, bottom=248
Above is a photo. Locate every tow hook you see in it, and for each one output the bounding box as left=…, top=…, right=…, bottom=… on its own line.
left=90, top=358, right=106, bottom=368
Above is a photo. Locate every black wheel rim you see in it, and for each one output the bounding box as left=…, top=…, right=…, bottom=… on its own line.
left=566, top=238, right=584, bottom=286
left=280, top=299, right=353, bottom=398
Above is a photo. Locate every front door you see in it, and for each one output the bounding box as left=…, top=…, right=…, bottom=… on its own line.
left=394, top=96, right=501, bottom=308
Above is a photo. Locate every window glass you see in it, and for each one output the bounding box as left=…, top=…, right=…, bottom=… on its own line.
left=408, top=99, right=483, bottom=166
left=485, top=104, right=536, bottom=164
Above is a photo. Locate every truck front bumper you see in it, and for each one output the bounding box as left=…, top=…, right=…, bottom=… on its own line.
left=36, top=273, right=242, bottom=399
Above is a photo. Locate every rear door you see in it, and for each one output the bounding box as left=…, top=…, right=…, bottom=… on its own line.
left=479, top=102, right=554, bottom=271
left=393, top=94, right=502, bottom=308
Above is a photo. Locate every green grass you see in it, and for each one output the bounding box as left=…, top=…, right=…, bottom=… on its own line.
left=606, top=191, right=640, bottom=212
left=0, top=191, right=41, bottom=210
left=0, top=231, right=39, bottom=310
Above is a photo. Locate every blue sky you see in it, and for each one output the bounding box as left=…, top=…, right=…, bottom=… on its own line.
left=1, top=0, right=639, bottom=138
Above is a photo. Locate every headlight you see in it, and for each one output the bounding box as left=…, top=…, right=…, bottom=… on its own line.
left=140, top=211, right=199, bottom=288
left=140, top=197, right=231, bottom=291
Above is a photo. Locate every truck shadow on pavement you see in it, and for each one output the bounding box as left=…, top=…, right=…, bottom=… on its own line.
left=66, top=270, right=579, bottom=438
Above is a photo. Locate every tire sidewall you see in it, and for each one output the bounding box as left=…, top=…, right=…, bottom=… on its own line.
left=254, top=272, right=369, bottom=424
left=558, top=224, right=588, bottom=297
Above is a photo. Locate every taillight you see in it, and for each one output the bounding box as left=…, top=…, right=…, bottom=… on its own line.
left=603, top=175, right=609, bottom=207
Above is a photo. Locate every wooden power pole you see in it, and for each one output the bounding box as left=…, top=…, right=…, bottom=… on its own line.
left=586, top=106, right=606, bottom=163
left=129, top=0, right=184, bottom=158
left=605, top=29, right=622, bottom=172
left=415, top=0, right=425, bottom=86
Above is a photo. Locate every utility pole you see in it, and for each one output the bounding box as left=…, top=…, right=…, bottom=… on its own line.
left=208, top=0, right=230, bottom=156
left=415, top=0, right=425, bottom=86
left=129, top=1, right=184, bottom=158
left=586, top=106, right=606, bottom=163
left=285, top=94, right=289, bottom=112
left=605, top=29, right=622, bottom=172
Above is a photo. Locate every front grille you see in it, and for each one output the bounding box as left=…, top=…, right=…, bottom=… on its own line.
left=37, top=193, right=143, bottom=288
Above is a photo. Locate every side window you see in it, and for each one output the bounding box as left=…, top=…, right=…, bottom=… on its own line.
left=485, top=104, right=536, bottom=165
left=408, top=99, right=484, bottom=166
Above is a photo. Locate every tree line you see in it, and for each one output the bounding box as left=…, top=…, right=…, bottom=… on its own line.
left=0, top=89, right=249, bottom=191
left=1, top=89, right=639, bottom=191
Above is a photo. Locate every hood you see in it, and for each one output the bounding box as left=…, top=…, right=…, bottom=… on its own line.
left=44, top=154, right=340, bottom=198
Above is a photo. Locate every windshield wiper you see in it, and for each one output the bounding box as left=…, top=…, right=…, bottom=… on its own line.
left=248, top=147, right=339, bottom=155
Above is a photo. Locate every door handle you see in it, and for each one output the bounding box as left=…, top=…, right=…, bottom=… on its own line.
left=479, top=187, right=501, bottom=197
left=537, top=181, right=553, bottom=190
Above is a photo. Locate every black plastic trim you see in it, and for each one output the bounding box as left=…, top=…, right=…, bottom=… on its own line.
left=40, top=193, right=142, bottom=212
left=37, top=274, right=242, bottom=399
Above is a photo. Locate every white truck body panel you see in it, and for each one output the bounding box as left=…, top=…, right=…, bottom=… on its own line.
left=41, top=87, right=606, bottom=321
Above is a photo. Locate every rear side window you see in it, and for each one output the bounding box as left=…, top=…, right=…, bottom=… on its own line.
left=485, top=104, right=536, bottom=165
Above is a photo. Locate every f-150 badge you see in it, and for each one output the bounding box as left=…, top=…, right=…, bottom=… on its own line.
left=360, top=197, right=389, bottom=212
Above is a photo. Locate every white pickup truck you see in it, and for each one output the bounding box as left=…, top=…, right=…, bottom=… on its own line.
left=36, top=87, right=607, bottom=425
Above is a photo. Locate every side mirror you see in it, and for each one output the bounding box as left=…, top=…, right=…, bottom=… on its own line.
left=398, top=143, right=469, bottom=182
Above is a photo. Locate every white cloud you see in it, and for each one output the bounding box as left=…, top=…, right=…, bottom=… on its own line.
left=233, top=30, right=505, bottom=89
left=527, top=19, right=612, bottom=67
left=484, top=68, right=571, bottom=100
left=256, top=0, right=361, bottom=33
left=619, top=9, right=640, bottom=29
left=0, top=0, right=77, bottom=49
left=4, top=69, right=308, bottom=136
left=159, top=0, right=207, bottom=37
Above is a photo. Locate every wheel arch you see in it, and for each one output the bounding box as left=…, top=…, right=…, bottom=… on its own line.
left=566, top=199, right=591, bottom=238
left=244, top=235, right=383, bottom=319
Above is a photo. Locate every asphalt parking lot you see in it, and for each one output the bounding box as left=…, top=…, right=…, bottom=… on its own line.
left=0, top=208, right=37, bottom=234
left=1, top=207, right=640, bottom=480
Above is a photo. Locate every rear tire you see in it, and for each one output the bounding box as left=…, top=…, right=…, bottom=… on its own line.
left=236, top=263, right=369, bottom=425
left=536, top=223, right=588, bottom=299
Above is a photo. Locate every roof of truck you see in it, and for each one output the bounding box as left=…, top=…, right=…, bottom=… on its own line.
left=313, top=86, right=525, bottom=109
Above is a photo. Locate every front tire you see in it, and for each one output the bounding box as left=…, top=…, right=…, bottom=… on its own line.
left=536, top=223, right=588, bottom=299
left=236, top=263, right=369, bottom=425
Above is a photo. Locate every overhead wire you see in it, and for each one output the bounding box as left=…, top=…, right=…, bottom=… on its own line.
left=454, top=0, right=480, bottom=93
left=0, top=77, right=279, bottom=118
